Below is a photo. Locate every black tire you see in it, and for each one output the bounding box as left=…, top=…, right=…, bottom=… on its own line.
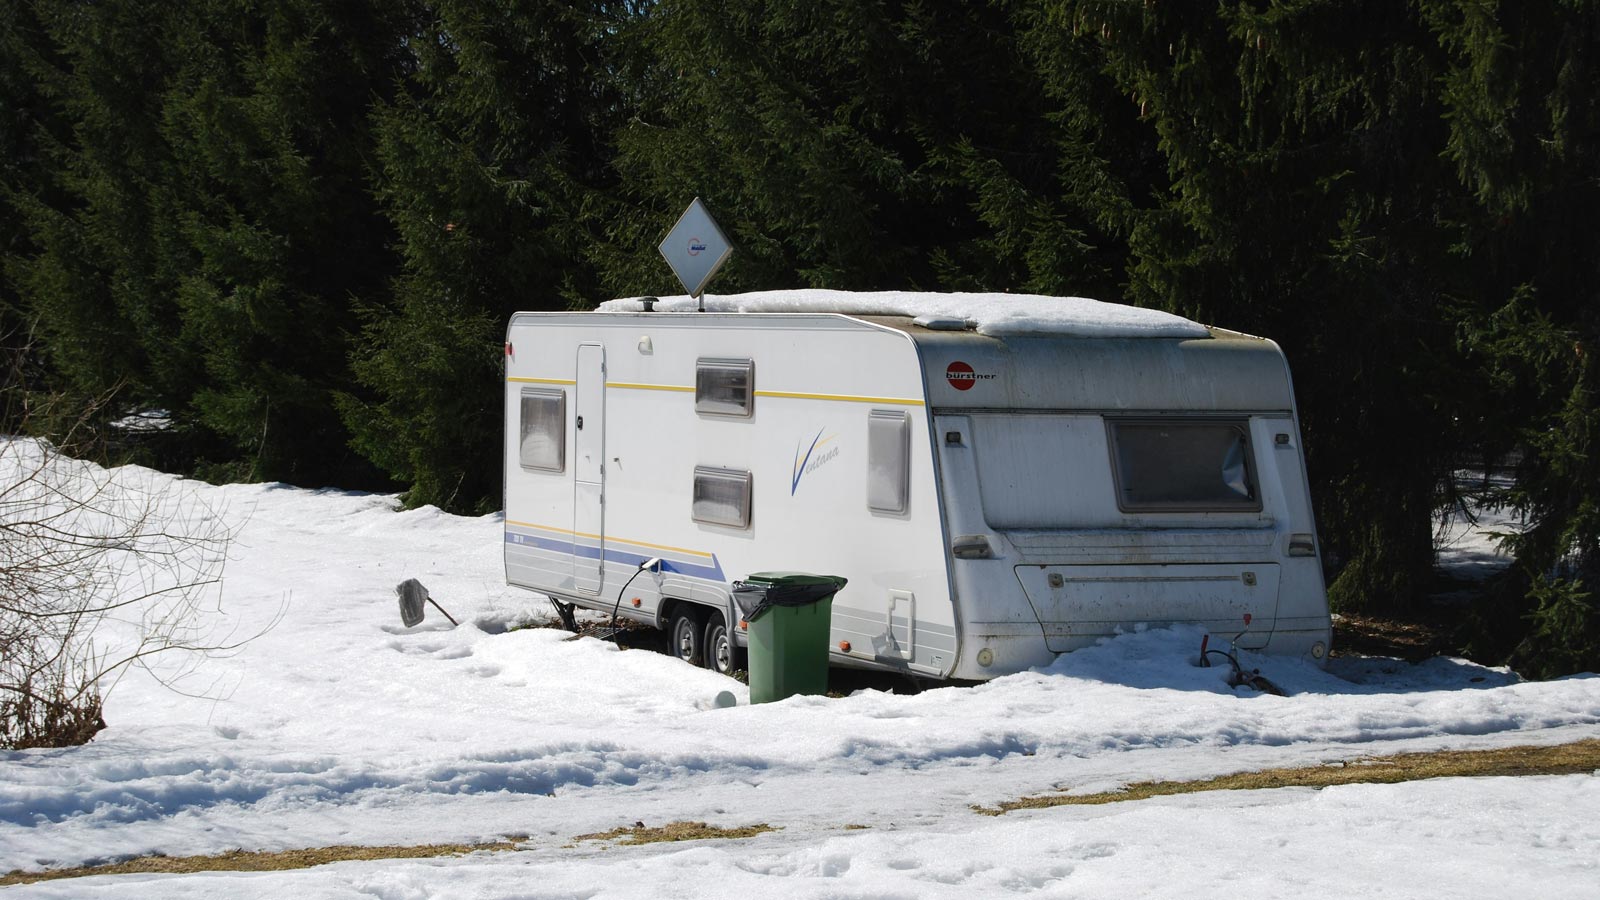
left=669, top=607, right=706, bottom=666
left=703, top=611, right=746, bottom=676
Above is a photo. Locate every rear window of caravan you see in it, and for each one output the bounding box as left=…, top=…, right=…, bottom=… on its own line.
left=1106, top=419, right=1259, bottom=512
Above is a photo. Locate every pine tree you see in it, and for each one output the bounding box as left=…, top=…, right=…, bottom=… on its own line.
left=0, top=0, right=60, bottom=427
left=346, top=0, right=628, bottom=511
left=1423, top=0, right=1600, bottom=674
left=9, top=0, right=411, bottom=485
left=1024, top=1, right=1473, bottom=614
left=597, top=0, right=1122, bottom=298
left=6, top=0, right=193, bottom=422
left=156, top=0, right=410, bottom=486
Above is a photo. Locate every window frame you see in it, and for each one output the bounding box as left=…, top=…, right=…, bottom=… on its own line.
left=695, top=357, right=755, bottom=417
left=692, top=465, right=753, bottom=528
left=1104, top=417, right=1261, bottom=513
left=517, top=387, right=567, bottom=473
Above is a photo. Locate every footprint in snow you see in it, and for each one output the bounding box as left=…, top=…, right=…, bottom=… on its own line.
left=384, top=639, right=471, bottom=659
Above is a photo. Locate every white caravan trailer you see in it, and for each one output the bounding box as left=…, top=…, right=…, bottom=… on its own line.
left=503, top=291, right=1332, bottom=681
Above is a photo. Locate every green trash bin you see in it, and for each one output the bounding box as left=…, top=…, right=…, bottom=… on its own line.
left=733, top=572, right=848, bottom=704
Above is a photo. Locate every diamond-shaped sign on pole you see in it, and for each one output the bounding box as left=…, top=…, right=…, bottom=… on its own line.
left=658, top=198, right=733, bottom=303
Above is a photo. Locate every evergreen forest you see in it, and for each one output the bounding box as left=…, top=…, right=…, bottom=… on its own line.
left=3, top=0, right=1597, bottom=675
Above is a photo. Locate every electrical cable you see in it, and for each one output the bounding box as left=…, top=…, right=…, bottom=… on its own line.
left=599, top=557, right=661, bottom=639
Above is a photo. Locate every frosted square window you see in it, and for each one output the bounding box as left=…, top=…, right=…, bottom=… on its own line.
left=696, top=358, right=754, bottom=417
left=693, top=466, right=752, bottom=528
left=1107, top=419, right=1259, bottom=512
left=518, top=388, right=565, bottom=472
left=867, top=409, right=910, bottom=513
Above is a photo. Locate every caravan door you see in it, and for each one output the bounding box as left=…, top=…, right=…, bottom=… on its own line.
left=574, top=343, right=606, bottom=594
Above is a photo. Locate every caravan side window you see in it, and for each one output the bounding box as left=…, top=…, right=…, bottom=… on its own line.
left=867, top=409, right=910, bottom=514
left=696, top=358, right=754, bottom=417
left=519, top=388, right=566, bottom=472
left=692, top=466, right=752, bottom=528
left=1106, top=418, right=1259, bottom=512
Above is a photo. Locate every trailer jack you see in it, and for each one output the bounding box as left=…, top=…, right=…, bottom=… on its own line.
left=551, top=599, right=580, bottom=633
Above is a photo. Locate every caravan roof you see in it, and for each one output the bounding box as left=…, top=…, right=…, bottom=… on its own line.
left=598, top=289, right=1209, bottom=339
left=591, top=291, right=1290, bottom=412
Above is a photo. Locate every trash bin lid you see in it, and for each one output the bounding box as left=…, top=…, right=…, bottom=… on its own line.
left=733, top=572, right=849, bottom=621
left=742, top=572, right=849, bottom=588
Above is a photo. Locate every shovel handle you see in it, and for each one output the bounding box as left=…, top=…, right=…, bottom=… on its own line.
left=427, top=597, right=460, bottom=627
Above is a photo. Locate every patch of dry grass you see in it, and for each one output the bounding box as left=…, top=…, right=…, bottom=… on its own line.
left=976, top=739, right=1600, bottom=815
left=3, top=821, right=776, bottom=885
left=14, top=742, right=1591, bottom=884
left=570, top=820, right=776, bottom=846
left=0, top=841, right=519, bottom=886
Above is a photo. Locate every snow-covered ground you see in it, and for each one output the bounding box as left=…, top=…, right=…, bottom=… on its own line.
left=1433, top=469, right=1526, bottom=582
left=2, top=447, right=1597, bottom=897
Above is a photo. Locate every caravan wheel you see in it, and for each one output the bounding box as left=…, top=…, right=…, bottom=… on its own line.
left=669, top=607, right=706, bottom=667
left=703, top=611, right=746, bottom=676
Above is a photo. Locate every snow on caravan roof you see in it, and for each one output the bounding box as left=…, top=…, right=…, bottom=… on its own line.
left=598, top=289, right=1209, bottom=339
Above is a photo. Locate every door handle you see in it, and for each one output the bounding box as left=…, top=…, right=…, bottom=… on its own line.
left=576, top=415, right=584, bottom=430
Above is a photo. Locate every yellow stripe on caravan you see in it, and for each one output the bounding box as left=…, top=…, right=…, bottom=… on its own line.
left=507, top=377, right=577, bottom=385
left=754, top=389, right=925, bottom=407
left=606, top=381, right=694, bottom=393
left=599, top=534, right=716, bottom=559
left=602, top=382, right=924, bottom=406
left=506, top=519, right=566, bottom=533
left=504, top=520, right=714, bottom=560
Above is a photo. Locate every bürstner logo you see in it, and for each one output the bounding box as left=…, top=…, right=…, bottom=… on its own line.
left=945, top=360, right=994, bottom=391
left=687, top=237, right=707, bottom=256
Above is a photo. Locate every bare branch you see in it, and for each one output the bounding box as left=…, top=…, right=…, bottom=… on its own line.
left=3, top=370, right=261, bottom=749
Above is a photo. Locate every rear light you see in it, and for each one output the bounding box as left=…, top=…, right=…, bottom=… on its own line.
left=952, top=534, right=992, bottom=559
left=1288, top=534, right=1316, bottom=557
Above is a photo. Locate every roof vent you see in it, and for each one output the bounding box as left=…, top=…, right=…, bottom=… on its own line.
left=912, top=315, right=975, bottom=331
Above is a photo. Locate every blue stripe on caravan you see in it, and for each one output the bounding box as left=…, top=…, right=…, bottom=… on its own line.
left=505, top=530, right=725, bottom=582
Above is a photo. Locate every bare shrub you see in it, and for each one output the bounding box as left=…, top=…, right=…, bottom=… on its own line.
left=2, top=360, right=245, bottom=748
